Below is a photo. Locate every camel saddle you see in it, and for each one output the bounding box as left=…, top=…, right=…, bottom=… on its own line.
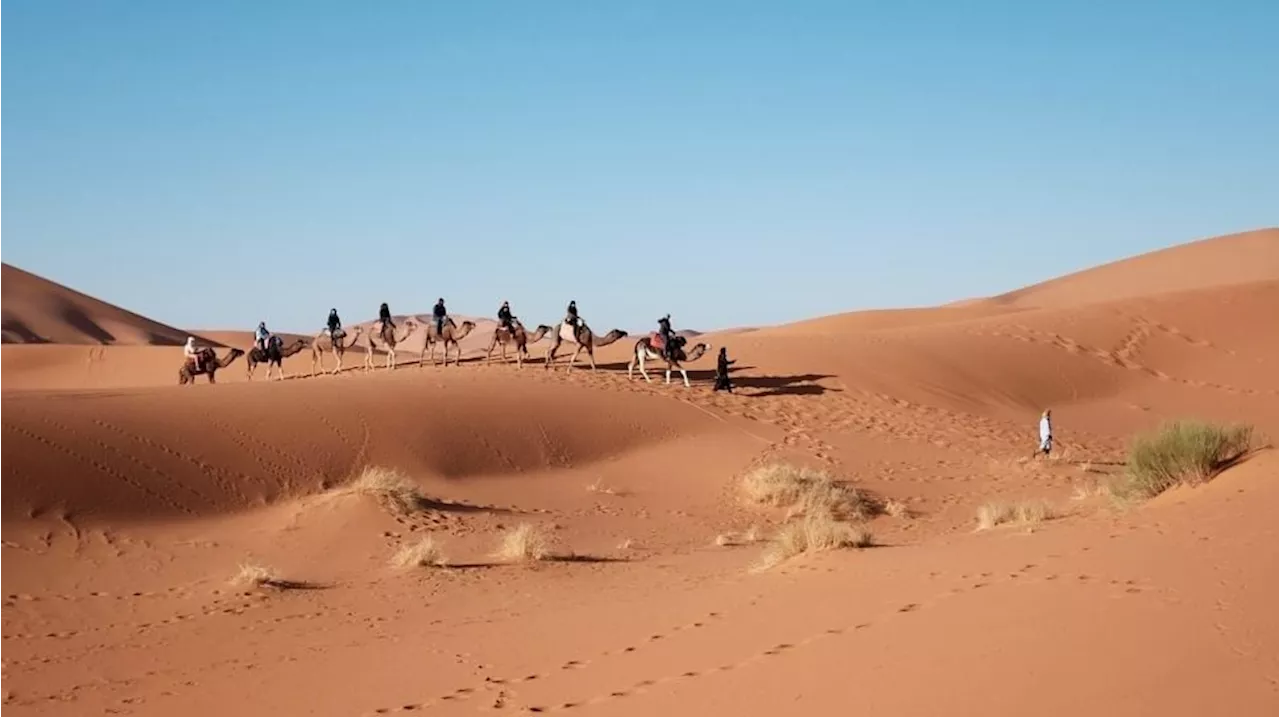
left=649, top=332, right=666, bottom=351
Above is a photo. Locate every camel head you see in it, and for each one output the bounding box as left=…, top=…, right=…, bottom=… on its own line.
left=596, top=328, right=628, bottom=346
left=685, top=342, right=710, bottom=361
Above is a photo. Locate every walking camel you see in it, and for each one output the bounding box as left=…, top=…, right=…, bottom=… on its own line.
left=485, top=321, right=551, bottom=368
left=544, top=320, right=628, bottom=372
left=311, top=326, right=364, bottom=376
left=419, top=318, right=477, bottom=367
left=178, top=348, right=245, bottom=385
left=365, top=319, right=418, bottom=371
left=627, top=334, right=710, bottom=388
left=247, top=336, right=310, bottom=381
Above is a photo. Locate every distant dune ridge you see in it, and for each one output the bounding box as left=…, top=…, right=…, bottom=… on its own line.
left=1, top=228, right=1275, bottom=717
left=1, top=263, right=223, bottom=346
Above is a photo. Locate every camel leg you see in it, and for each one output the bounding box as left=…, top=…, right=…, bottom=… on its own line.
left=544, top=339, right=560, bottom=370
left=567, top=346, right=582, bottom=372
left=679, top=366, right=690, bottom=388
left=637, top=352, right=654, bottom=383
left=587, top=348, right=597, bottom=371
left=665, top=367, right=672, bottom=385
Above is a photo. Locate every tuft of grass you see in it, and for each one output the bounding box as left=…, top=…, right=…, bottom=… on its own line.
left=717, top=524, right=766, bottom=547
left=586, top=478, right=621, bottom=496
left=753, top=514, right=873, bottom=571
left=1113, top=420, right=1254, bottom=501
left=884, top=498, right=910, bottom=518
left=975, top=500, right=1055, bottom=531
left=346, top=466, right=426, bottom=515
left=230, top=563, right=302, bottom=590
left=391, top=536, right=448, bottom=568
left=493, top=523, right=551, bottom=563
left=741, top=463, right=873, bottom=520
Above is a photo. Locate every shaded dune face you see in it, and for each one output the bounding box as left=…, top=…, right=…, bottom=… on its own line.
left=1, top=376, right=719, bottom=523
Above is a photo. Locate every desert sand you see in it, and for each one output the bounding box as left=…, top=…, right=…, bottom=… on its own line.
left=2, top=228, right=1276, bottom=716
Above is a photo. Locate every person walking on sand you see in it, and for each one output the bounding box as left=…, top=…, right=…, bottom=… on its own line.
left=1037, top=409, right=1053, bottom=457
left=713, top=346, right=736, bottom=393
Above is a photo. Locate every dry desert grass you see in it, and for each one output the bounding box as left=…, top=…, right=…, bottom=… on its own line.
left=229, top=563, right=306, bottom=590
left=493, top=523, right=552, bottom=563
left=391, top=536, right=448, bottom=569
left=345, top=465, right=427, bottom=515
left=741, top=463, right=874, bottom=520
left=975, top=500, right=1056, bottom=531
left=754, top=513, right=874, bottom=572
left=1111, top=420, right=1255, bottom=501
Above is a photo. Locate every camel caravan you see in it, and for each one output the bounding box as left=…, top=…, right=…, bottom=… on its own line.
left=178, top=300, right=717, bottom=388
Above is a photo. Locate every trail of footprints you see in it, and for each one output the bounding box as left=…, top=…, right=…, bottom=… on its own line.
left=359, top=552, right=1161, bottom=715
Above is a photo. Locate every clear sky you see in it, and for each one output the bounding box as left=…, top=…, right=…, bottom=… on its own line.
left=4, top=1, right=1276, bottom=333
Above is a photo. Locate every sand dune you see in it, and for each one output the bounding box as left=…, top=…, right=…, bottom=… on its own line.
left=0, top=263, right=219, bottom=347
left=2, top=229, right=1275, bottom=716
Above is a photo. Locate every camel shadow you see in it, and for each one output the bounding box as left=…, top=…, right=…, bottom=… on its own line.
left=413, top=496, right=511, bottom=515
left=442, top=554, right=628, bottom=570
left=732, top=373, right=839, bottom=397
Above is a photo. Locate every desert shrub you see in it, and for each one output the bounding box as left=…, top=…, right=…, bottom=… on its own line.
left=975, top=500, right=1055, bottom=530
left=346, top=466, right=426, bottom=515
left=741, top=463, right=873, bottom=519
left=754, top=514, right=873, bottom=571
left=391, top=536, right=447, bottom=568
left=1114, top=421, right=1254, bottom=500
left=493, top=523, right=551, bottom=562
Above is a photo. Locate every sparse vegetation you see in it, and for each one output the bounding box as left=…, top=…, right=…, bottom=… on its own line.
left=740, top=463, right=874, bottom=520
left=346, top=466, right=427, bottom=515
left=230, top=563, right=301, bottom=590
left=1112, top=420, right=1255, bottom=501
left=754, top=514, right=874, bottom=572
left=586, top=478, right=621, bottom=496
left=975, top=500, right=1055, bottom=531
left=884, top=498, right=910, bottom=518
left=716, top=525, right=764, bottom=547
left=391, top=536, right=447, bottom=568
left=493, top=523, right=551, bottom=563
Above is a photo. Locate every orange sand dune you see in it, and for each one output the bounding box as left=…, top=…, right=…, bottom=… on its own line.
left=1, top=263, right=221, bottom=346
left=2, top=229, right=1275, bottom=716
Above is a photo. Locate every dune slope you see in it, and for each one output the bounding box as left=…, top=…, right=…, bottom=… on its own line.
left=1, top=263, right=216, bottom=346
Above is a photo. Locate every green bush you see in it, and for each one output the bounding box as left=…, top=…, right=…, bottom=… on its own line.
left=1115, top=420, right=1254, bottom=500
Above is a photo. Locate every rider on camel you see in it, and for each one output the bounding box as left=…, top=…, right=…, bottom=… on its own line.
left=497, top=301, right=515, bottom=333
left=254, top=322, right=272, bottom=353
left=326, top=308, right=342, bottom=338
left=184, top=336, right=203, bottom=372
left=378, top=302, right=394, bottom=333
left=565, top=300, right=580, bottom=329
left=657, top=314, right=675, bottom=359
left=433, top=298, right=448, bottom=336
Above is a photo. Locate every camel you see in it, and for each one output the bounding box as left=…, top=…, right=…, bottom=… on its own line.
left=364, top=319, right=418, bottom=371
left=544, top=320, right=628, bottom=372
left=485, top=321, right=551, bottom=368
left=247, top=336, right=310, bottom=381
left=177, top=348, right=245, bottom=385
left=627, top=334, right=710, bottom=388
left=419, top=318, right=477, bottom=367
left=311, top=326, right=364, bottom=376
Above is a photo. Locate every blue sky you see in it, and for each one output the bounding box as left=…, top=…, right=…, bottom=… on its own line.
left=4, top=1, right=1276, bottom=332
